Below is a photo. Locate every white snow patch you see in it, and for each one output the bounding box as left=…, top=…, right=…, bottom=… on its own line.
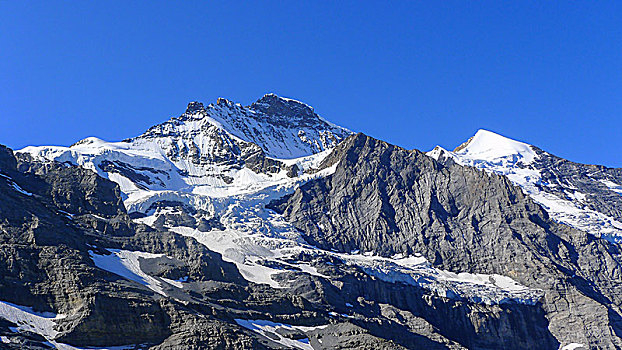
left=529, top=190, right=622, bottom=240
left=161, top=277, right=185, bottom=288
left=10, top=182, right=33, bottom=196
left=161, top=276, right=188, bottom=289
left=601, top=179, right=622, bottom=195
left=89, top=249, right=179, bottom=295
left=0, top=173, right=33, bottom=196
left=342, top=252, right=540, bottom=305
left=0, top=300, right=65, bottom=339
left=297, top=264, right=330, bottom=279
left=48, top=342, right=136, bottom=350
left=235, top=319, right=327, bottom=350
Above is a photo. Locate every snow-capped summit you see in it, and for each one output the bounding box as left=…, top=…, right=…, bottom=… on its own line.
left=452, top=129, right=536, bottom=164
left=428, top=129, right=622, bottom=241
left=131, top=93, right=351, bottom=159
left=21, top=94, right=352, bottom=202
left=428, top=129, right=537, bottom=174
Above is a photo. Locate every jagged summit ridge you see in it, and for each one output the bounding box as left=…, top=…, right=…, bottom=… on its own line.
left=251, top=93, right=319, bottom=127
left=185, top=101, right=205, bottom=114
left=133, top=93, right=352, bottom=159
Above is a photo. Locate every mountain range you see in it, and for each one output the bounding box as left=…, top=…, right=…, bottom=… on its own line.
left=1, top=94, right=621, bottom=350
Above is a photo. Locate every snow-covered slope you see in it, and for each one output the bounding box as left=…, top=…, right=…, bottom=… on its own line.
left=131, top=94, right=350, bottom=160
left=428, top=129, right=622, bottom=241
left=0, top=301, right=129, bottom=349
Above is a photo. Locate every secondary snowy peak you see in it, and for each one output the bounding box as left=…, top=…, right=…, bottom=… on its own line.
left=428, top=129, right=622, bottom=241
left=452, top=129, right=536, bottom=164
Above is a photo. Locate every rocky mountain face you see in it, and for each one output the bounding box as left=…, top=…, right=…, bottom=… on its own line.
left=270, top=133, right=622, bottom=349
left=0, top=145, right=263, bottom=348
left=0, top=141, right=479, bottom=350
left=2, top=95, right=621, bottom=349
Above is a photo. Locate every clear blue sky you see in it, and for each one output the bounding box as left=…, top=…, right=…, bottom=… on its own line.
left=1, top=1, right=620, bottom=166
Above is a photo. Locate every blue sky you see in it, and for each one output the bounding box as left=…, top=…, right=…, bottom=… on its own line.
left=1, top=1, right=620, bottom=166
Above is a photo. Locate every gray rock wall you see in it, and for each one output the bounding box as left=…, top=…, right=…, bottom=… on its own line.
left=269, top=133, right=622, bottom=348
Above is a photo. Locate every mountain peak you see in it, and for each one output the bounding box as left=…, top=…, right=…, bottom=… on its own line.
left=453, top=129, right=536, bottom=163
left=216, top=97, right=236, bottom=107
left=255, top=93, right=313, bottom=108
left=185, top=101, right=205, bottom=114
left=251, top=93, right=316, bottom=120
left=125, top=94, right=351, bottom=160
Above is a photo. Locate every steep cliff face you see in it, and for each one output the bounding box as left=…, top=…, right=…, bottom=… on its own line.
left=277, top=253, right=558, bottom=350
left=270, top=133, right=622, bottom=348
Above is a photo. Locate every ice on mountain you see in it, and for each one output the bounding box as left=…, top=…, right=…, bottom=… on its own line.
left=0, top=173, right=33, bottom=196
left=19, top=98, right=544, bottom=307
left=601, top=179, right=622, bottom=195
left=0, top=300, right=65, bottom=339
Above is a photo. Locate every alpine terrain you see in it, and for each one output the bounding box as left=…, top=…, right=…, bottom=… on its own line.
left=1, top=93, right=621, bottom=350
